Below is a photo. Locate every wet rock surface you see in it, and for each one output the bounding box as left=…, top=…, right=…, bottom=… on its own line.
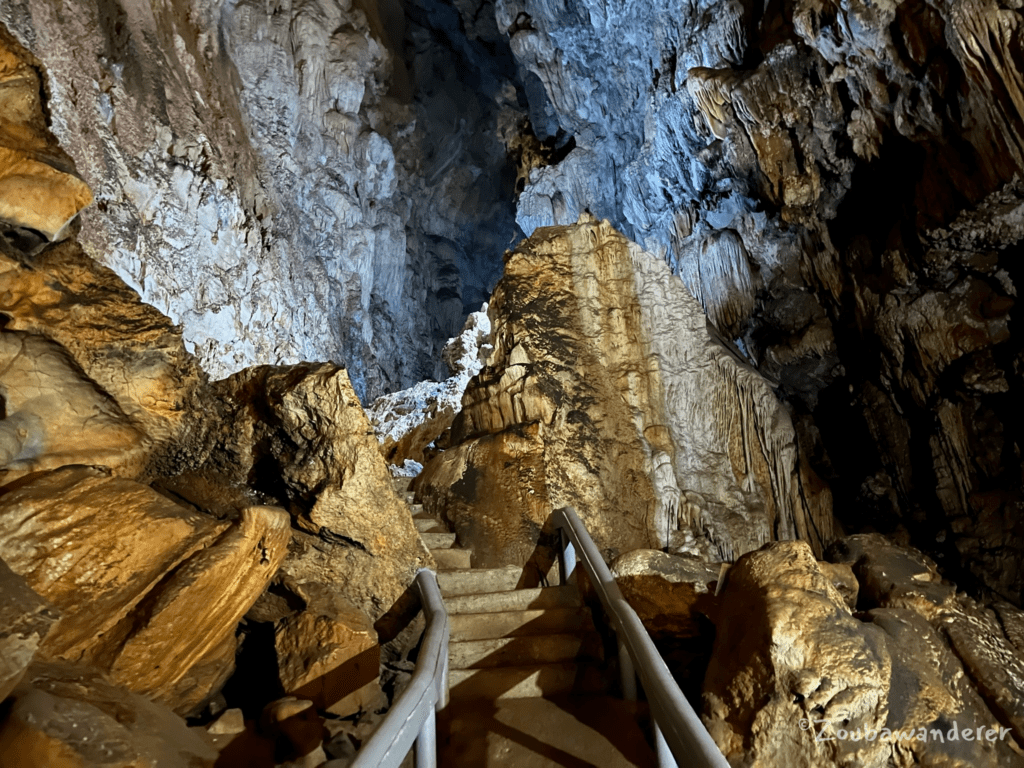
left=0, top=661, right=219, bottom=767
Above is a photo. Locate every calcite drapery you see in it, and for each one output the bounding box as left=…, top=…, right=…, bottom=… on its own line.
left=419, top=215, right=834, bottom=566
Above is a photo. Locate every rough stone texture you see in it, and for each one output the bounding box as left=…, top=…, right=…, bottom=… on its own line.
left=368, top=305, right=493, bottom=467
left=0, top=331, right=148, bottom=481
left=0, top=466, right=291, bottom=715
left=0, top=661, right=218, bottom=768
left=499, top=0, right=1024, bottom=603
left=0, top=0, right=525, bottom=400
left=0, top=26, right=91, bottom=248
left=703, top=540, right=1024, bottom=767
left=611, top=550, right=720, bottom=638
left=104, top=505, right=291, bottom=713
left=830, top=534, right=1024, bottom=750
left=206, top=362, right=432, bottom=632
left=273, top=588, right=382, bottom=716
left=0, top=557, right=57, bottom=703
left=0, top=241, right=211, bottom=483
left=419, top=216, right=834, bottom=567
left=0, top=466, right=226, bottom=663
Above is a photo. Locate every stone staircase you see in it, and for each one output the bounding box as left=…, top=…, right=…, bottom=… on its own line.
left=392, top=477, right=656, bottom=766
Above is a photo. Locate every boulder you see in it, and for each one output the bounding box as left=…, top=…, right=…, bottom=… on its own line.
left=0, top=33, right=91, bottom=247
left=419, top=215, right=834, bottom=568
left=0, top=466, right=226, bottom=663
left=0, top=240, right=210, bottom=480
left=611, top=550, right=721, bottom=638
left=207, top=362, right=432, bottom=631
left=273, top=585, right=384, bottom=717
left=830, top=534, right=1024, bottom=748
left=0, top=331, right=149, bottom=480
left=0, top=661, right=217, bottom=768
left=0, top=466, right=291, bottom=714
left=105, top=505, right=291, bottom=712
left=703, top=539, right=1024, bottom=767
left=0, top=557, right=57, bottom=702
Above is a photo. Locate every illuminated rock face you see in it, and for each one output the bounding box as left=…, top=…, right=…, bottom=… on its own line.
left=0, top=0, right=523, bottom=400
left=0, top=467, right=291, bottom=714
left=703, top=538, right=1024, bottom=768
left=500, top=0, right=1024, bottom=601
left=419, top=216, right=834, bottom=567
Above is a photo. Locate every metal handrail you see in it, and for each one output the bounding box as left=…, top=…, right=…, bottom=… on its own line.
left=332, top=568, right=449, bottom=768
left=552, top=506, right=730, bottom=768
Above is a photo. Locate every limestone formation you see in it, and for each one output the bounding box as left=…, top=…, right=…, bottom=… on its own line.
left=612, top=550, right=721, bottom=638
left=704, top=539, right=1024, bottom=767
left=419, top=215, right=834, bottom=568
left=105, top=505, right=291, bottom=712
left=0, top=466, right=292, bottom=715
left=0, top=558, right=57, bottom=703
left=0, top=241, right=211, bottom=482
left=0, top=28, right=91, bottom=247
left=0, top=0, right=523, bottom=399
left=0, top=661, right=218, bottom=768
left=0, top=466, right=227, bottom=663
left=498, top=0, right=1024, bottom=603
left=368, top=305, right=493, bottom=467
left=272, top=585, right=384, bottom=716
left=207, top=362, right=433, bottom=631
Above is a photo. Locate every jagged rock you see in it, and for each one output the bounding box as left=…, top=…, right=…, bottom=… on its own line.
left=0, top=557, right=57, bottom=702
left=419, top=216, right=834, bottom=567
left=273, top=586, right=384, bottom=717
left=0, top=330, right=151, bottom=481
left=703, top=540, right=1024, bottom=767
left=0, top=466, right=227, bottom=662
left=612, top=550, right=720, bottom=638
left=0, top=661, right=217, bottom=767
left=0, top=466, right=291, bottom=714
left=0, top=241, right=211, bottom=483
left=0, top=28, right=91, bottom=247
left=830, top=534, right=1024, bottom=749
left=368, top=305, right=492, bottom=467
left=498, top=0, right=1024, bottom=605
left=105, top=505, right=290, bottom=713
left=206, top=362, right=432, bottom=632
left=1, top=0, right=522, bottom=399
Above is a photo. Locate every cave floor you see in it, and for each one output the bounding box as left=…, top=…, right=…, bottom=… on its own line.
left=438, top=695, right=656, bottom=767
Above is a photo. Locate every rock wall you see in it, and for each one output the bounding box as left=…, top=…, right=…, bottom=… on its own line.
left=500, top=0, right=1024, bottom=600
left=418, top=215, right=834, bottom=567
left=704, top=537, right=1024, bottom=767
left=0, top=0, right=526, bottom=400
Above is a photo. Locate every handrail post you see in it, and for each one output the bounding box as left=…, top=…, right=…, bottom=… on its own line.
left=559, top=526, right=576, bottom=585
left=551, top=506, right=731, bottom=768
left=415, top=707, right=437, bottom=768
left=618, top=638, right=637, bottom=701
left=653, top=720, right=678, bottom=768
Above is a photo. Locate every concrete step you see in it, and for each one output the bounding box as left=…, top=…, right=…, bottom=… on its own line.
left=421, top=532, right=457, bottom=549
left=390, top=477, right=412, bottom=493
left=448, top=663, right=607, bottom=700
left=449, top=632, right=604, bottom=669
left=415, top=518, right=447, bottom=533
left=401, top=491, right=416, bottom=505
left=437, top=567, right=523, bottom=596
left=410, top=505, right=428, bottom=517
left=432, top=548, right=473, bottom=570
left=444, top=585, right=580, bottom=615
left=439, top=696, right=656, bottom=767
left=450, top=608, right=593, bottom=642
